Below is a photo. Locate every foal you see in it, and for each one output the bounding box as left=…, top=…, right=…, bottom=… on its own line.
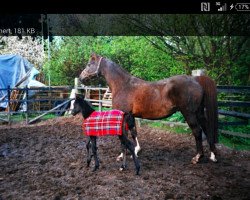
left=71, top=94, right=140, bottom=175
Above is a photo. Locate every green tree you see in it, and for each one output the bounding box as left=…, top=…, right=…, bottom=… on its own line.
left=42, top=36, right=183, bottom=85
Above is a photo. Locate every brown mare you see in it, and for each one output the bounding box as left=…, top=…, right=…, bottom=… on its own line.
left=79, top=53, right=218, bottom=164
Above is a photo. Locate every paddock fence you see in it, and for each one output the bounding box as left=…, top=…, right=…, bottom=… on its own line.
left=0, top=85, right=113, bottom=124
left=0, top=85, right=249, bottom=138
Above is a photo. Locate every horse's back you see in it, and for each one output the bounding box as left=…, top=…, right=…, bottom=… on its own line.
left=112, top=74, right=204, bottom=119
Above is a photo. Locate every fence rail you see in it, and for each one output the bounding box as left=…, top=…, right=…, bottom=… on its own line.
left=0, top=85, right=249, bottom=138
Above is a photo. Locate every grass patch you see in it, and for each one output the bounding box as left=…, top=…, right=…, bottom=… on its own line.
left=143, top=120, right=250, bottom=151
left=219, top=132, right=250, bottom=151
left=28, top=113, right=58, bottom=121
left=0, top=113, right=58, bottom=124
left=143, top=120, right=191, bottom=134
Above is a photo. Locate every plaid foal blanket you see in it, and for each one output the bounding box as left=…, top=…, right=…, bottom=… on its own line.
left=83, top=110, right=126, bottom=136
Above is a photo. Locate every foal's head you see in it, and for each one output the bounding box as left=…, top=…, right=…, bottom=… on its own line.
left=71, top=94, right=94, bottom=118
left=79, top=53, right=103, bottom=83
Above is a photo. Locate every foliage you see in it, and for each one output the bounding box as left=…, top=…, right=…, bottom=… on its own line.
left=145, top=36, right=250, bottom=85
left=43, top=36, right=249, bottom=86
left=164, top=112, right=185, bottom=123
left=42, top=36, right=185, bottom=85
left=0, top=36, right=45, bottom=67
left=42, top=37, right=87, bottom=85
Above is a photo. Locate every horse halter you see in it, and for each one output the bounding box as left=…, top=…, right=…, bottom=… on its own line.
left=92, top=56, right=103, bottom=77
left=81, top=56, right=103, bottom=79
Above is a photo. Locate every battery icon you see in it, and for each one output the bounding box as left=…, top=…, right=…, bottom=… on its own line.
left=235, top=3, right=250, bottom=11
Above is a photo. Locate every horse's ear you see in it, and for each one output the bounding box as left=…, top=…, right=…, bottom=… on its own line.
left=91, top=52, right=97, bottom=61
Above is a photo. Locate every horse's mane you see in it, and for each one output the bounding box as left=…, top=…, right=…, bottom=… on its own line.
left=105, top=58, right=148, bottom=84
left=107, top=58, right=132, bottom=77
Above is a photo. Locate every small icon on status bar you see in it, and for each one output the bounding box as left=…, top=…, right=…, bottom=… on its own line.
left=216, top=2, right=227, bottom=11
left=235, top=3, right=250, bottom=11
left=201, top=2, right=210, bottom=12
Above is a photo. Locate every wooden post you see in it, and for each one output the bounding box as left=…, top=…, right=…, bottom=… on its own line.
left=25, top=86, right=29, bottom=124
left=7, top=86, right=11, bottom=125
left=98, top=85, right=102, bottom=111
left=74, top=78, right=79, bottom=94
left=192, top=69, right=206, bottom=76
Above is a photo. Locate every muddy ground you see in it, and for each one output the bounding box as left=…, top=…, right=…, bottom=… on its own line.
left=0, top=115, right=249, bottom=200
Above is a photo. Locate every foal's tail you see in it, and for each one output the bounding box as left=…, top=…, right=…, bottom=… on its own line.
left=123, top=112, right=137, bottom=139
left=195, top=76, right=218, bottom=144
left=125, top=112, right=136, bottom=130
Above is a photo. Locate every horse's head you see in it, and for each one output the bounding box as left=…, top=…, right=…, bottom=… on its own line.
left=71, top=94, right=85, bottom=116
left=71, top=94, right=95, bottom=118
left=79, top=53, right=103, bottom=83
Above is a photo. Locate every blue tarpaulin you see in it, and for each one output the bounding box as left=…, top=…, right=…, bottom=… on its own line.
left=0, top=54, right=44, bottom=108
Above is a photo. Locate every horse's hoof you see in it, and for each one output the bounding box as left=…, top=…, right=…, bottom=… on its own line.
left=116, top=153, right=124, bottom=162
left=209, top=158, right=218, bottom=163
left=92, top=166, right=99, bottom=172
left=116, top=156, right=123, bottom=162
left=119, top=167, right=124, bottom=171
left=209, top=152, right=218, bottom=163
left=191, top=158, right=198, bottom=164
left=119, top=164, right=127, bottom=171
left=136, top=167, right=140, bottom=175
left=87, top=161, right=91, bottom=167
left=191, top=153, right=203, bottom=164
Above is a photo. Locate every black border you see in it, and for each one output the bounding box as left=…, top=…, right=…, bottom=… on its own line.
left=2, top=0, right=249, bottom=14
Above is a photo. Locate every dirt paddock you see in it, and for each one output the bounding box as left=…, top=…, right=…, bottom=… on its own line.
left=0, top=115, right=249, bottom=200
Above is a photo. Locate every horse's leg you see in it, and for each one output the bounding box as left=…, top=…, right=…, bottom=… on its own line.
left=118, top=138, right=127, bottom=171
left=130, top=125, right=141, bottom=157
left=125, top=115, right=142, bottom=157
left=117, top=127, right=141, bottom=161
left=86, top=137, right=92, bottom=167
left=197, top=108, right=217, bottom=163
left=90, top=136, right=99, bottom=171
left=119, top=134, right=140, bottom=175
left=182, top=111, right=204, bottom=164
left=117, top=116, right=140, bottom=161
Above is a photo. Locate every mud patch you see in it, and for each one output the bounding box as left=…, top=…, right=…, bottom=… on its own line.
left=0, top=115, right=249, bottom=199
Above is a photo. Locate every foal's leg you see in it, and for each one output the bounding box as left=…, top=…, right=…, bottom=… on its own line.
left=182, top=111, right=204, bottom=164
left=118, top=141, right=127, bottom=171
left=119, top=134, right=140, bottom=175
left=90, top=136, right=99, bottom=171
left=116, top=145, right=125, bottom=161
left=86, top=137, right=92, bottom=167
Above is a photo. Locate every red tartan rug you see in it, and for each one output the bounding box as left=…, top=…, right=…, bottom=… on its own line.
left=82, top=110, right=125, bottom=136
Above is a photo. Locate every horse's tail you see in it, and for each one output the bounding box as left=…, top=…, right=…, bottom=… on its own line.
left=195, top=76, right=218, bottom=144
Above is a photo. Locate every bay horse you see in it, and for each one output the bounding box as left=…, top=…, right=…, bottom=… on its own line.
left=71, top=94, right=140, bottom=175
left=79, top=53, right=218, bottom=164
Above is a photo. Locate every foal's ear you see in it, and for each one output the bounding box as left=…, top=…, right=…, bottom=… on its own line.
left=75, top=93, right=85, bottom=100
